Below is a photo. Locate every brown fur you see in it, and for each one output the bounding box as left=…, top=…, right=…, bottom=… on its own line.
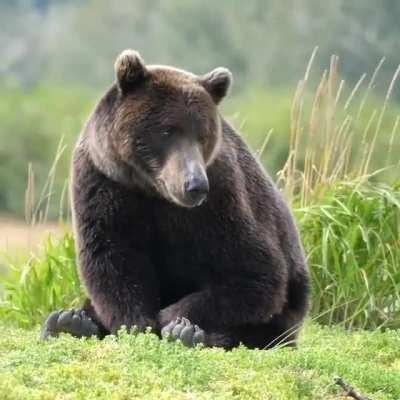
left=67, top=50, right=310, bottom=349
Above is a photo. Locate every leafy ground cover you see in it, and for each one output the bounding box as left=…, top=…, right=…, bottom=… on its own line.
left=0, top=323, right=399, bottom=400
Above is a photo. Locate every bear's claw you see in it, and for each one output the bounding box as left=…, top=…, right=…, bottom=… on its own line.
left=161, top=317, right=206, bottom=347
left=41, top=309, right=99, bottom=340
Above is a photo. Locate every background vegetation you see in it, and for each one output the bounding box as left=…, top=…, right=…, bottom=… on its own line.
left=1, top=2, right=400, bottom=399
left=1, top=0, right=400, bottom=217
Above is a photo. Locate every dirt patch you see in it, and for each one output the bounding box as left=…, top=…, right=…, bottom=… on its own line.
left=0, top=217, right=66, bottom=254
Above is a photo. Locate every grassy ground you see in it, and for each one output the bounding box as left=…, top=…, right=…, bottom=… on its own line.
left=0, top=322, right=399, bottom=400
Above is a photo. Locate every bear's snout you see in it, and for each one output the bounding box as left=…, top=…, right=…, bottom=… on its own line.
left=184, top=174, right=209, bottom=207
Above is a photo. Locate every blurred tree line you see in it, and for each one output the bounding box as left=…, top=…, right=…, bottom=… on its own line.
left=2, top=0, right=400, bottom=89
left=0, top=0, right=399, bottom=217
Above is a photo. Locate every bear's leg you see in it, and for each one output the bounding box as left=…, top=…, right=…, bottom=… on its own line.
left=206, top=313, right=302, bottom=350
left=40, top=299, right=108, bottom=340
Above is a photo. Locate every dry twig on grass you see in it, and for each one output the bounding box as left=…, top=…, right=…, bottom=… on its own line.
left=334, top=377, right=371, bottom=400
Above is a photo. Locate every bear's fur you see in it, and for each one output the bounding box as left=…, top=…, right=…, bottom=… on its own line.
left=45, top=50, right=310, bottom=349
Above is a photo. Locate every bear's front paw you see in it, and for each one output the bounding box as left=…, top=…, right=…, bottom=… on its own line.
left=161, top=317, right=206, bottom=347
left=41, top=309, right=100, bottom=340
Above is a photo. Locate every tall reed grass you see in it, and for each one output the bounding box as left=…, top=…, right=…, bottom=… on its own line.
left=298, top=181, right=400, bottom=329
left=0, top=233, right=83, bottom=327
left=271, top=48, right=400, bottom=329
left=0, top=138, right=83, bottom=327
left=276, top=47, right=400, bottom=206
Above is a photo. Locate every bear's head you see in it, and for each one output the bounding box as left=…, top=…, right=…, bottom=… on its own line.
left=88, top=49, right=232, bottom=208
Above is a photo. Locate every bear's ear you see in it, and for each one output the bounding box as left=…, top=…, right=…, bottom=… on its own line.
left=114, top=49, right=148, bottom=93
left=201, top=67, right=233, bottom=104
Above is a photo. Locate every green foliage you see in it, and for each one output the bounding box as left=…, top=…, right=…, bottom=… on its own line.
left=0, top=323, right=399, bottom=399
left=3, top=0, right=400, bottom=94
left=0, top=83, right=96, bottom=216
left=1, top=78, right=399, bottom=217
left=0, top=233, right=84, bottom=328
left=225, top=86, right=293, bottom=174
left=2, top=2, right=400, bottom=219
left=297, top=181, right=400, bottom=330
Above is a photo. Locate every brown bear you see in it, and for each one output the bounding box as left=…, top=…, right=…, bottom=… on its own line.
left=41, top=49, right=310, bottom=349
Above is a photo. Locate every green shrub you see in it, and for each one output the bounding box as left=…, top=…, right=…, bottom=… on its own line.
left=0, top=233, right=84, bottom=328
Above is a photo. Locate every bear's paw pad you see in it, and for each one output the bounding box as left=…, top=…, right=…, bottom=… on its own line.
left=41, top=309, right=99, bottom=340
left=161, top=317, right=205, bottom=347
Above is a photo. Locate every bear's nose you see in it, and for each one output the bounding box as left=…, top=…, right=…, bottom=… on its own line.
left=184, top=177, right=209, bottom=206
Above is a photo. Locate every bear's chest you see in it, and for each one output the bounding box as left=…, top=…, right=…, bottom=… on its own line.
left=151, top=224, right=214, bottom=281
left=149, top=231, right=213, bottom=307
left=148, top=196, right=241, bottom=301
left=149, top=204, right=222, bottom=293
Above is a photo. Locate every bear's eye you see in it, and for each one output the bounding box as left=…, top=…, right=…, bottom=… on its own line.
left=160, top=130, right=173, bottom=138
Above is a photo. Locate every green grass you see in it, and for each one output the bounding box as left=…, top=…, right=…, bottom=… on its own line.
left=0, top=233, right=84, bottom=328
left=0, top=323, right=399, bottom=400
left=297, top=180, right=400, bottom=330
